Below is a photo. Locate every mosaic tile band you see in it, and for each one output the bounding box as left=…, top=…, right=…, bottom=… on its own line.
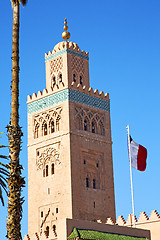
left=45, top=49, right=89, bottom=62
left=27, top=89, right=110, bottom=114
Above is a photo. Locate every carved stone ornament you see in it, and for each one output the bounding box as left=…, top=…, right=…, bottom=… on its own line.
left=36, top=147, right=61, bottom=170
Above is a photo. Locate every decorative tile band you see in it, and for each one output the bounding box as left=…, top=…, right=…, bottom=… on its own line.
left=28, top=89, right=110, bottom=114
left=45, top=49, right=89, bottom=62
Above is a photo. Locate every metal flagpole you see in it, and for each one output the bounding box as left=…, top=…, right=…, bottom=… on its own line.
left=126, top=125, right=136, bottom=228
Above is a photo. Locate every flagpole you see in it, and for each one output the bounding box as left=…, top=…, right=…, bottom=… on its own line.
left=126, top=125, right=136, bottom=228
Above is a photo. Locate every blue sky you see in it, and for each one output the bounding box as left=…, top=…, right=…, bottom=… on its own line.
left=0, top=0, right=160, bottom=239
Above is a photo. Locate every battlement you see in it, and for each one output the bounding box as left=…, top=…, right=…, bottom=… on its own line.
left=24, top=229, right=57, bottom=240
left=27, top=83, right=109, bottom=104
left=45, top=41, right=89, bottom=62
left=23, top=212, right=156, bottom=240
left=97, top=210, right=160, bottom=226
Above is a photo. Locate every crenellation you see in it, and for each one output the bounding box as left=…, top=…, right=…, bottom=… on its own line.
left=88, top=87, right=94, bottom=95
left=138, top=212, right=149, bottom=223
left=97, top=219, right=103, bottom=223
left=28, top=95, right=32, bottom=101
left=32, top=93, right=37, bottom=100
left=126, top=214, right=138, bottom=226
left=42, top=89, right=48, bottom=96
left=45, top=41, right=89, bottom=60
left=37, top=91, right=42, bottom=97
left=27, top=83, right=110, bottom=104
left=99, top=91, right=104, bottom=97
left=94, top=89, right=99, bottom=95
left=106, top=217, right=115, bottom=225
left=116, top=216, right=126, bottom=226
left=149, top=210, right=160, bottom=221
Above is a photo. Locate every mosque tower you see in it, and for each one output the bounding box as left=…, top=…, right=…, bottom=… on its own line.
left=27, top=18, right=116, bottom=238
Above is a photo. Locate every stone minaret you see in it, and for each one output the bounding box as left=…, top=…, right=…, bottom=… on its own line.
left=27, top=19, right=116, bottom=238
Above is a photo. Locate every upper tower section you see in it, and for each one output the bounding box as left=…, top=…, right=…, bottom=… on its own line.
left=45, top=19, right=89, bottom=91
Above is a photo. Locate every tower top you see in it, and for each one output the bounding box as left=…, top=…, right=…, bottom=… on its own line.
left=62, top=18, right=70, bottom=41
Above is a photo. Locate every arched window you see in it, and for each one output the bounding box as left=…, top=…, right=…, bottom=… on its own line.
left=43, top=122, right=47, bottom=136
left=45, top=226, right=49, bottom=238
left=56, top=117, right=60, bottom=131
left=46, top=165, right=48, bottom=177
left=80, top=76, right=83, bottom=85
left=59, top=74, right=62, bottom=82
left=34, top=123, right=39, bottom=138
left=76, top=115, right=82, bottom=130
left=51, top=75, right=56, bottom=87
left=50, top=120, right=55, bottom=133
left=93, top=179, right=96, bottom=189
left=86, top=178, right=89, bottom=188
left=51, top=163, right=54, bottom=175
left=91, top=121, right=96, bottom=133
left=99, top=121, right=105, bottom=136
left=73, top=73, right=76, bottom=82
left=84, top=118, right=89, bottom=131
left=53, top=225, right=57, bottom=237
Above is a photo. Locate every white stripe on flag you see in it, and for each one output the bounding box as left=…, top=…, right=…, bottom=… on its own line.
left=130, top=140, right=139, bottom=169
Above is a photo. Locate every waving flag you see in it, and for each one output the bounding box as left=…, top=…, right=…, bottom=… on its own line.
left=130, top=136, right=147, bottom=171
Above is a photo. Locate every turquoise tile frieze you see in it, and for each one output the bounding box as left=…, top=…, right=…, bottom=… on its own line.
left=28, top=89, right=110, bottom=114
left=45, top=49, right=89, bottom=62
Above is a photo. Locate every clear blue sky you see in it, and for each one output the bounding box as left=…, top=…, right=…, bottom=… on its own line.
left=0, top=0, right=160, bottom=239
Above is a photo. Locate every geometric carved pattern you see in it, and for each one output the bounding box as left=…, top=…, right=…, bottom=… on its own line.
left=75, top=107, right=105, bottom=136
left=33, top=107, right=62, bottom=138
left=71, top=56, right=84, bottom=74
left=36, top=147, right=60, bottom=170
left=28, top=89, right=110, bottom=114
left=50, top=57, right=63, bottom=74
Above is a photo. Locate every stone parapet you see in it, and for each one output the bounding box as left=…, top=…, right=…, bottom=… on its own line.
left=45, top=41, right=89, bottom=62
left=27, top=84, right=109, bottom=104
left=105, top=210, right=160, bottom=240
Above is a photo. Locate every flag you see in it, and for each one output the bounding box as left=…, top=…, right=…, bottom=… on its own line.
left=129, top=136, right=147, bottom=171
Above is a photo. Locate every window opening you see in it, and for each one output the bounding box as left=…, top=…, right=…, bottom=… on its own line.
left=46, top=165, right=48, bottom=177
left=59, top=74, right=62, bottom=82
left=93, top=179, right=96, bottom=189
left=45, top=226, right=49, bottom=238
left=56, top=208, right=58, bottom=213
left=84, top=160, right=86, bottom=165
left=43, top=123, right=47, bottom=136
left=48, top=188, right=50, bottom=195
left=56, top=118, right=60, bottom=131
left=96, top=163, right=99, bottom=168
left=80, top=76, right=83, bottom=85
left=73, top=74, right=76, bottom=82
left=51, top=121, right=55, bottom=133
left=86, top=178, right=89, bottom=188
left=35, top=124, right=39, bottom=138
left=37, top=151, right=39, bottom=156
left=84, top=119, right=88, bottom=131
left=51, top=163, right=54, bottom=175
left=94, top=201, right=95, bottom=208
left=53, top=225, right=57, bottom=237
left=92, top=121, right=96, bottom=133
left=52, top=76, right=56, bottom=86
left=41, top=211, right=43, bottom=218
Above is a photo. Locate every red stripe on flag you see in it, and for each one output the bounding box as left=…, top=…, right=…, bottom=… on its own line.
left=137, top=144, right=147, bottom=171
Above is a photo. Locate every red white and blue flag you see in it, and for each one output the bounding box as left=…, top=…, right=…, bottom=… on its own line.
left=129, top=136, right=147, bottom=171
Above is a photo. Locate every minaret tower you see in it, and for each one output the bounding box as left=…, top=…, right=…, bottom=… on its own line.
left=27, top=19, right=116, bottom=238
